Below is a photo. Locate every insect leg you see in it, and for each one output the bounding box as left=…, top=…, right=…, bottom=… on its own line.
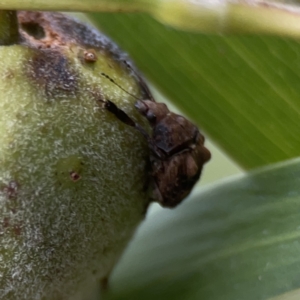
left=104, top=100, right=136, bottom=127
left=104, top=100, right=151, bottom=142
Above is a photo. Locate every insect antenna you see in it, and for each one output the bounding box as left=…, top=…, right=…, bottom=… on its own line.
left=100, top=72, right=151, bottom=141
left=100, top=71, right=157, bottom=150
left=122, top=60, right=154, bottom=102
left=100, top=72, right=140, bottom=101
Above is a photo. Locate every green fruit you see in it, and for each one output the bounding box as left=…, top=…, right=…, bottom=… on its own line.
left=0, top=11, right=150, bottom=299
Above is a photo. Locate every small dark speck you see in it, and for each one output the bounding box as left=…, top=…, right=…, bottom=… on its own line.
left=3, top=70, right=14, bottom=79
left=3, top=217, right=9, bottom=228
left=70, top=171, right=81, bottom=182
left=2, top=181, right=19, bottom=200
left=13, top=225, right=22, bottom=236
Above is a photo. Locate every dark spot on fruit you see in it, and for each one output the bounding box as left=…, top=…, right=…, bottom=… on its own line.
left=17, top=11, right=130, bottom=64
left=3, top=217, right=9, bottom=228
left=39, top=123, right=49, bottom=134
left=70, top=171, right=81, bottom=182
left=55, top=268, right=62, bottom=275
left=21, top=22, right=45, bottom=40
left=27, top=49, right=78, bottom=99
left=15, top=112, right=26, bottom=120
left=92, top=269, right=97, bottom=275
left=1, top=181, right=19, bottom=200
left=13, top=224, right=22, bottom=236
left=100, top=277, right=109, bottom=291
left=1, top=181, right=19, bottom=217
left=3, top=69, right=14, bottom=79
left=84, top=49, right=97, bottom=62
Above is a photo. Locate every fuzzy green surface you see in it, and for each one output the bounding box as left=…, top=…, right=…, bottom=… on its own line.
left=0, top=44, right=150, bottom=299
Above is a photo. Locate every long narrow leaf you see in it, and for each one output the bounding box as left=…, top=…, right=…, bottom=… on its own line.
left=2, top=0, right=300, bottom=36
left=106, top=158, right=300, bottom=300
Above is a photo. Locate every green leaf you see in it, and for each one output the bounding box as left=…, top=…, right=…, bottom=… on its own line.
left=89, top=13, right=300, bottom=169
left=105, top=158, right=300, bottom=300
left=0, top=0, right=136, bottom=12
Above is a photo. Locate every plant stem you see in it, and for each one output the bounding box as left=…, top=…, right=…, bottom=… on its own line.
left=0, top=10, right=19, bottom=45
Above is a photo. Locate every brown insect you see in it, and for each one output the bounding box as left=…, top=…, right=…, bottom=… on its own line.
left=101, top=65, right=211, bottom=208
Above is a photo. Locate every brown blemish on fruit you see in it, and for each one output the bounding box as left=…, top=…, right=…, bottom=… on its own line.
left=1, top=181, right=19, bottom=216
left=100, top=277, right=109, bottom=292
left=18, top=11, right=145, bottom=103
left=3, top=69, right=14, bottom=80
left=27, top=49, right=78, bottom=99
left=18, top=11, right=64, bottom=49
left=21, top=21, right=45, bottom=40
left=17, top=11, right=130, bottom=62
left=2, top=181, right=19, bottom=200
left=70, top=171, right=81, bottom=182
left=39, top=123, right=49, bottom=134
left=3, top=217, right=9, bottom=228
left=13, top=224, right=22, bottom=236
left=84, top=49, right=97, bottom=63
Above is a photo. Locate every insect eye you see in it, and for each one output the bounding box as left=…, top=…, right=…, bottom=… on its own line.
left=135, top=100, right=148, bottom=114
left=176, top=116, right=185, bottom=125
left=147, top=111, right=156, bottom=123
